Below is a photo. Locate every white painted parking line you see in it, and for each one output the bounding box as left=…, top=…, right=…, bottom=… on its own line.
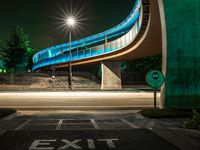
left=135, top=113, right=146, bottom=119
left=90, top=119, right=100, bottom=129
left=121, top=119, right=138, bottom=129
left=147, top=122, right=155, bottom=130
left=2, top=112, right=18, bottom=120
left=15, top=119, right=32, bottom=130
left=56, top=119, right=64, bottom=130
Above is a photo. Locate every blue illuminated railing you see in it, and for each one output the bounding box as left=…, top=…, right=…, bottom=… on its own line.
left=32, top=0, right=143, bottom=71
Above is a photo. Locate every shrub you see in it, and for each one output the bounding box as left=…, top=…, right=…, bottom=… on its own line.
left=183, top=110, right=200, bottom=129
left=140, top=109, right=193, bottom=118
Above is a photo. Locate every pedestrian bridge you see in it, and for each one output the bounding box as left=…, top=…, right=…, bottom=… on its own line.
left=32, top=0, right=162, bottom=89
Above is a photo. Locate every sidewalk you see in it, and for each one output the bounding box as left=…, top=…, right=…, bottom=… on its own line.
left=0, top=91, right=160, bottom=110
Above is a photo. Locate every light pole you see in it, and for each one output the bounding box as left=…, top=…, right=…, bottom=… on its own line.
left=66, top=17, right=76, bottom=90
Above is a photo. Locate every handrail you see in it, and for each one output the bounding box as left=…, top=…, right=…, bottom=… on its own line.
left=32, top=0, right=143, bottom=71
left=33, top=0, right=141, bottom=64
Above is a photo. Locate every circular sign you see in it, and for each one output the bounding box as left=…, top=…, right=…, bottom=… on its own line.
left=146, top=70, right=165, bottom=89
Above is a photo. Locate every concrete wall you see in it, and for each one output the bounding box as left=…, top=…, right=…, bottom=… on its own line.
left=161, top=0, right=200, bottom=108
left=101, top=61, right=122, bottom=89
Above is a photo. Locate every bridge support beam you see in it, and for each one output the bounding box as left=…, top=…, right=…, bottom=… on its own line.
left=101, top=61, right=122, bottom=90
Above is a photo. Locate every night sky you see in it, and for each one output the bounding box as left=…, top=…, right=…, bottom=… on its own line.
left=0, top=0, right=135, bottom=50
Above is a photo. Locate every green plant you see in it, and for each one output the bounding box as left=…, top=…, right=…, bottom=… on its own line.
left=140, top=109, right=193, bottom=118
left=183, top=110, right=200, bottom=129
left=124, top=54, right=162, bottom=73
left=0, top=26, right=34, bottom=71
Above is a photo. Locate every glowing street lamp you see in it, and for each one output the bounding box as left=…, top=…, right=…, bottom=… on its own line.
left=66, top=17, right=76, bottom=26
left=54, top=6, right=86, bottom=89
left=65, top=16, right=77, bottom=90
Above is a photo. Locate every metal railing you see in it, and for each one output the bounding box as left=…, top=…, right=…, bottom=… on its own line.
left=32, top=3, right=143, bottom=71
left=33, top=0, right=142, bottom=64
left=32, top=0, right=143, bottom=71
left=0, top=71, right=148, bottom=90
left=0, top=71, right=101, bottom=90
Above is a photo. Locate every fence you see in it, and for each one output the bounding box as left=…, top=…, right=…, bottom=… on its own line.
left=0, top=71, right=100, bottom=90
left=0, top=70, right=147, bottom=90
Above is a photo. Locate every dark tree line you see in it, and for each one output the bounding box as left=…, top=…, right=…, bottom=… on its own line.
left=0, top=26, right=35, bottom=72
left=124, top=54, right=162, bottom=73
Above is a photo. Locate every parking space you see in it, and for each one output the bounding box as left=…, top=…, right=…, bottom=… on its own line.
left=0, top=110, right=146, bottom=131
left=1, top=118, right=139, bottom=131
left=0, top=113, right=187, bottom=131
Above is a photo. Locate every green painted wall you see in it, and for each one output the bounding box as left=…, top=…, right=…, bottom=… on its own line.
left=163, top=0, right=200, bottom=108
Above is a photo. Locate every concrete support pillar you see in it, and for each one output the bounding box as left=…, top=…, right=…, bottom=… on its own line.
left=158, top=0, right=167, bottom=109
left=101, top=61, right=122, bottom=90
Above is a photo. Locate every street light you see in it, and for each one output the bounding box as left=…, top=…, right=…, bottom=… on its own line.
left=66, top=17, right=76, bottom=26
left=65, top=16, right=76, bottom=90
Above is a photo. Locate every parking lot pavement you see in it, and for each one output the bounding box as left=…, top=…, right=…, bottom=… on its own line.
left=0, top=110, right=136, bottom=132
left=0, top=118, right=140, bottom=131
left=0, top=111, right=199, bottom=150
left=0, top=110, right=150, bottom=131
left=0, top=117, right=187, bottom=131
left=0, top=130, right=179, bottom=150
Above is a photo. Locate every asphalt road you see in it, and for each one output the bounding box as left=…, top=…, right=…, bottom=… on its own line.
left=0, top=130, right=178, bottom=150
left=0, top=91, right=160, bottom=110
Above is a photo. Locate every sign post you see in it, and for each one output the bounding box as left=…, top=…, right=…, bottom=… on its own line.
left=146, top=70, right=165, bottom=109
